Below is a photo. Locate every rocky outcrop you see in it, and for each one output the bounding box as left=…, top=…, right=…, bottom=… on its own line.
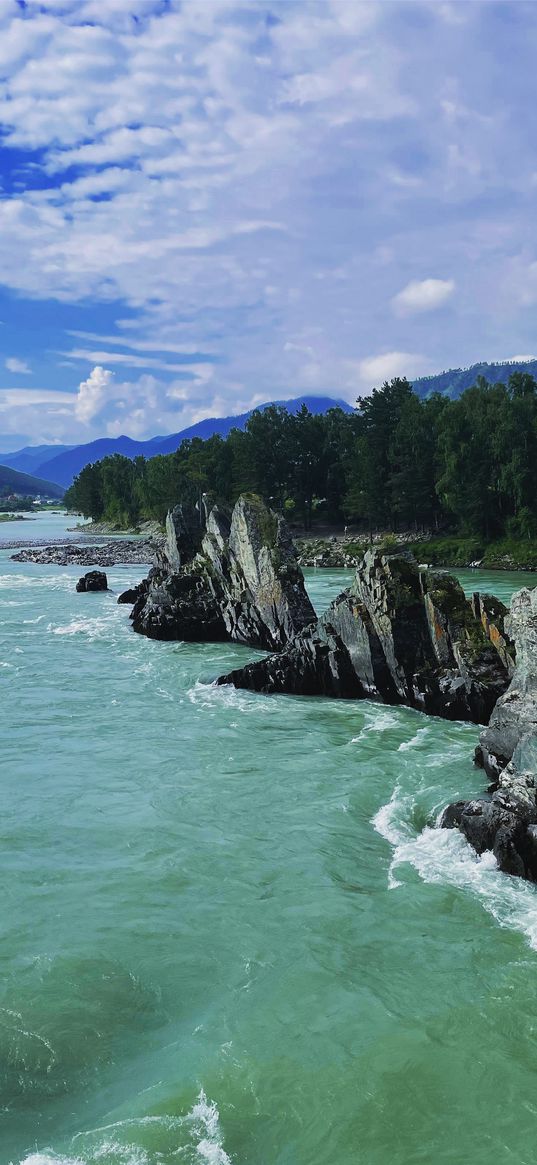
left=441, top=586, right=537, bottom=878
left=76, top=570, right=108, bottom=592
left=130, top=495, right=316, bottom=649
left=218, top=550, right=510, bottom=724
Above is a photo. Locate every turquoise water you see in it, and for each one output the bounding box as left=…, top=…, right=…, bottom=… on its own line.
left=2, top=537, right=537, bottom=1165
left=0, top=512, right=90, bottom=546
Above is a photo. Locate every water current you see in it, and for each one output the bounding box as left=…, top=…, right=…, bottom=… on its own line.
left=2, top=515, right=537, bottom=1164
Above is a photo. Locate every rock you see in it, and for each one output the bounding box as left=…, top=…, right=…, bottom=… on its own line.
left=218, top=550, right=510, bottom=723
left=470, top=592, right=515, bottom=678
left=76, top=570, right=108, bottom=592
left=479, top=587, right=537, bottom=779
left=131, top=494, right=316, bottom=650
left=441, top=584, right=537, bottom=880
left=117, top=581, right=148, bottom=606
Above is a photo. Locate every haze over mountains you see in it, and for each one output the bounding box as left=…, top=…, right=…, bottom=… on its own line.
left=2, top=360, right=536, bottom=490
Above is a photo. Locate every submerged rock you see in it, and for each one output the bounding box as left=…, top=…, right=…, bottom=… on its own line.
left=130, top=494, right=316, bottom=650
left=218, top=549, right=510, bottom=724
left=441, top=585, right=537, bottom=879
left=76, top=570, right=108, bottom=592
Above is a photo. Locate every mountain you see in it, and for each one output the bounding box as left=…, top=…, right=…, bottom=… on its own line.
left=412, top=359, right=537, bottom=400
left=7, top=395, right=353, bottom=488
left=0, top=443, right=75, bottom=476
left=0, top=463, right=64, bottom=498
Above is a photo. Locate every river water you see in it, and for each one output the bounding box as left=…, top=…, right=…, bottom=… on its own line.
left=2, top=517, right=537, bottom=1165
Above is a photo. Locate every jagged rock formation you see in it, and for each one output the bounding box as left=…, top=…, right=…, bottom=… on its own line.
left=76, top=570, right=108, bottom=592
left=441, top=586, right=537, bottom=878
left=129, top=495, right=316, bottom=649
left=218, top=550, right=510, bottom=724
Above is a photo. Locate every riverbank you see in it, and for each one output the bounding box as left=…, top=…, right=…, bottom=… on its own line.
left=68, top=516, right=163, bottom=538
left=296, top=533, right=537, bottom=571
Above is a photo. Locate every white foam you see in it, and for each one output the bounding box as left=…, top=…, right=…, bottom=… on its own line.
left=373, top=786, right=537, bottom=949
left=398, top=726, right=431, bottom=751
left=20, top=1090, right=232, bottom=1165
left=49, top=618, right=112, bottom=640
left=187, top=1090, right=232, bottom=1164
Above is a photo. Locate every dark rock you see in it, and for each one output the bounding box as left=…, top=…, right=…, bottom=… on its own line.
left=131, top=494, right=316, bottom=649
left=76, top=570, right=108, bottom=592
left=218, top=550, right=510, bottom=723
left=117, top=580, right=148, bottom=605
left=439, top=800, right=467, bottom=829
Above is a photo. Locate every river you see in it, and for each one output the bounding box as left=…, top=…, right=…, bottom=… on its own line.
left=2, top=520, right=537, bottom=1164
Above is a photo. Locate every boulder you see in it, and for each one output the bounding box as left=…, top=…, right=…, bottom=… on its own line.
left=130, top=494, right=316, bottom=650
left=441, top=585, right=537, bottom=879
left=76, top=570, right=108, bottom=592
left=218, top=550, right=510, bottom=723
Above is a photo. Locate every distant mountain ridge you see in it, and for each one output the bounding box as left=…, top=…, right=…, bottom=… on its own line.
left=412, top=358, right=537, bottom=400
left=3, top=365, right=532, bottom=488
left=0, top=463, right=64, bottom=499
left=0, top=395, right=353, bottom=488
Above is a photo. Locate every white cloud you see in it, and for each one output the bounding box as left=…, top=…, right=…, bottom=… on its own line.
left=359, top=352, right=433, bottom=388
left=75, top=365, right=113, bottom=423
left=392, top=279, right=455, bottom=315
left=5, top=357, right=32, bottom=375
left=0, top=1, right=535, bottom=446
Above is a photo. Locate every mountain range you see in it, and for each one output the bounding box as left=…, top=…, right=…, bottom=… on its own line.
left=2, top=360, right=536, bottom=490
left=0, top=395, right=353, bottom=489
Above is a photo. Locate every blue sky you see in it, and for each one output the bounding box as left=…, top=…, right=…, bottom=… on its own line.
left=0, top=0, right=537, bottom=451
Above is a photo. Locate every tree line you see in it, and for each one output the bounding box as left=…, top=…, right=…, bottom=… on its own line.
left=64, top=371, right=537, bottom=540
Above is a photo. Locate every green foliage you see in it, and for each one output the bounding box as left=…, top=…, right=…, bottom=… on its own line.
left=64, top=372, right=537, bottom=550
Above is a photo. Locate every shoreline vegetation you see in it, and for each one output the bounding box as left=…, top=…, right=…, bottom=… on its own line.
left=295, top=533, right=537, bottom=572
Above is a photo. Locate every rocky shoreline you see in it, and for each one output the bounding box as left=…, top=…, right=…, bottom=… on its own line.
left=296, top=534, right=537, bottom=572
left=11, top=539, right=157, bottom=567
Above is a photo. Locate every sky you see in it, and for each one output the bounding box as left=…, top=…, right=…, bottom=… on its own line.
left=0, top=0, right=537, bottom=452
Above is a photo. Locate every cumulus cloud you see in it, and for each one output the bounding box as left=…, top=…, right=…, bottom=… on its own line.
left=392, top=279, right=455, bottom=315
left=0, top=1, right=535, bottom=445
left=75, top=365, right=113, bottom=423
left=359, top=352, right=433, bottom=387
left=5, top=357, right=31, bottom=374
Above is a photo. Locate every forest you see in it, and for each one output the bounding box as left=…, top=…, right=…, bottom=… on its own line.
left=64, top=371, right=537, bottom=541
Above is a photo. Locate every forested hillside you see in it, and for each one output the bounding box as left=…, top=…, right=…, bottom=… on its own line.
left=413, top=359, right=537, bottom=400
left=64, top=371, right=537, bottom=540
left=0, top=463, right=65, bottom=499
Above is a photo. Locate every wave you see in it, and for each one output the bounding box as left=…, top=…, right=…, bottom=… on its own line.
left=48, top=618, right=115, bottom=640
left=373, top=785, right=537, bottom=949
left=16, top=1090, right=232, bottom=1165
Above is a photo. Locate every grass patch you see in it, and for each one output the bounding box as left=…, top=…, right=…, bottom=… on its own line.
left=409, top=536, right=537, bottom=570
